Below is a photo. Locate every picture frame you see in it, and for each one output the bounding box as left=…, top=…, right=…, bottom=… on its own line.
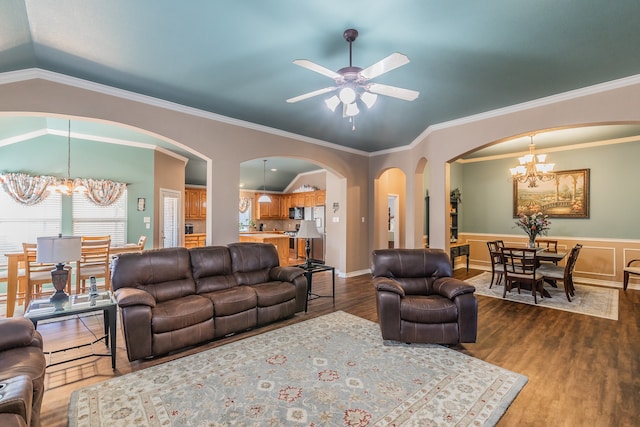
left=137, top=197, right=146, bottom=211
left=513, top=168, right=590, bottom=218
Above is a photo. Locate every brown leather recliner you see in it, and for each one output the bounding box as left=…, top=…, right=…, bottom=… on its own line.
left=0, top=318, right=47, bottom=427
left=371, top=249, right=478, bottom=345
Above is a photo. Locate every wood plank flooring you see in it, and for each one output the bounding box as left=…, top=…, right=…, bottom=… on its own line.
left=36, top=269, right=639, bottom=426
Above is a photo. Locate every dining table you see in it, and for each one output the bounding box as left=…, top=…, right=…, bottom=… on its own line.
left=3, top=242, right=144, bottom=318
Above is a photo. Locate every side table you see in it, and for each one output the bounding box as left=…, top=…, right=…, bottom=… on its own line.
left=450, top=243, right=470, bottom=271
left=24, top=291, right=118, bottom=369
left=294, top=263, right=335, bottom=312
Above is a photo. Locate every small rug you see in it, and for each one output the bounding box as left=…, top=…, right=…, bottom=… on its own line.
left=467, top=272, right=619, bottom=320
left=69, top=311, right=527, bottom=426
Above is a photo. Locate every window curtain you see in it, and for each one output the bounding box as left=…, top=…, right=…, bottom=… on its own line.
left=80, top=178, right=127, bottom=207
left=239, top=196, right=251, bottom=213
left=0, top=173, right=55, bottom=206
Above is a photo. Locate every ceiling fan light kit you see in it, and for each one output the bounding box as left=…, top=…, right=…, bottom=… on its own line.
left=287, top=29, right=419, bottom=129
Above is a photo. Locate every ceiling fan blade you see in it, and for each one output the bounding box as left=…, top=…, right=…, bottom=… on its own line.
left=293, top=60, right=342, bottom=80
left=286, top=87, right=336, bottom=103
left=368, top=83, right=419, bottom=101
left=359, top=53, right=410, bottom=80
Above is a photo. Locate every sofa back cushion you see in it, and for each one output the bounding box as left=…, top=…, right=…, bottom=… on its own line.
left=111, top=247, right=196, bottom=302
left=190, top=246, right=238, bottom=293
left=228, top=243, right=279, bottom=285
left=371, top=249, right=453, bottom=295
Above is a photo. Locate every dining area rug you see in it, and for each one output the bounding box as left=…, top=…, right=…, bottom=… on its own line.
left=466, top=272, right=619, bottom=320
left=68, top=311, right=527, bottom=426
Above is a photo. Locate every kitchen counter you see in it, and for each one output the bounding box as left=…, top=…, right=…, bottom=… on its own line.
left=185, top=233, right=206, bottom=248
left=239, top=233, right=289, bottom=265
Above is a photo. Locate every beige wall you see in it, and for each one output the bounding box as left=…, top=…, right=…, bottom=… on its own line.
left=0, top=75, right=370, bottom=274
left=154, top=151, right=187, bottom=248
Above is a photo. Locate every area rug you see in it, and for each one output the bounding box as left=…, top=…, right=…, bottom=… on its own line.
left=69, top=311, right=527, bottom=426
left=466, top=271, right=619, bottom=320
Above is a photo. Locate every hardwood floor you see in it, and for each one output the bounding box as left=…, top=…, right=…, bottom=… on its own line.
left=36, top=269, right=639, bottom=426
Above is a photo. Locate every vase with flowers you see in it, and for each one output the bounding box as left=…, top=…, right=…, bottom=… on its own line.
left=514, top=212, right=551, bottom=248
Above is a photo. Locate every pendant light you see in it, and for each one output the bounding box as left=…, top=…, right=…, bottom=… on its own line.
left=257, top=159, right=272, bottom=203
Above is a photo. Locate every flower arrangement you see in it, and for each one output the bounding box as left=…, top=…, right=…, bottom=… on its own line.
left=514, top=212, right=551, bottom=246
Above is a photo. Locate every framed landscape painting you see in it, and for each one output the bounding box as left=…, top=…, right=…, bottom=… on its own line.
left=513, top=169, right=590, bottom=218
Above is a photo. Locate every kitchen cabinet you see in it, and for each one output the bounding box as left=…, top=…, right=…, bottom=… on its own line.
left=315, top=190, right=326, bottom=206
left=304, top=193, right=315, bottom=207
left=257, top=194, right=282, bottom=219
left=291, top=193, right=304, bottom=207
left=280, top=195, right=291, bottom=218
left=184, top=233, right=206, bottom=249
left=185, top=187, right=206, bottom=220
left=239, top=233, right=289, bottom=266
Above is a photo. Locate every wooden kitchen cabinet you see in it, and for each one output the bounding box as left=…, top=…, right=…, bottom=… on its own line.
left=280, top=195, right=291, bottom=218
left=291, top=193, right=304, bottom=207
left=257, top=194, right=282, bottom=219
left=185, top=187, right=206, bottom=220
left=315, top=190, right=326, bottom=206
left=304, top=192, right=315, bottom=207
left=184, top=233, right=206, bottom=248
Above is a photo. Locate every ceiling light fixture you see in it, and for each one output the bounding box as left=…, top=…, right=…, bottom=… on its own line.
left=510, top=135, right=555, bottom=188
left=257, top=159, right=272, bottom=203
left=50, top=121, right=86, bottom=195
left=287, top=29, right=419, bottom=131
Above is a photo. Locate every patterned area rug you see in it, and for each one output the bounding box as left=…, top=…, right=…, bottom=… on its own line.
left=69, top=311, right=527, bottom=426
left=466, top=272, right=619, bottom=320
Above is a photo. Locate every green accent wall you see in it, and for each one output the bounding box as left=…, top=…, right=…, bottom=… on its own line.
left=0, top=134, right=155, bottom=245
left=458, top=140, right=640, bottom=239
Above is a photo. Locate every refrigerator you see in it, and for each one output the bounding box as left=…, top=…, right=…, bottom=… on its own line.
left=304, top=206, right=325, bottom=262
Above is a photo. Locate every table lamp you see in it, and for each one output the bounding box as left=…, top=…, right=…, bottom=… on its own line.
left=37, top=235, right=82, bottom=302
left=296, top=220, right=321, bottom=268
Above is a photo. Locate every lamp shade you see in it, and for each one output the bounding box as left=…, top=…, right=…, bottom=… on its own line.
left=36, top=236, right=82, bottom=264
left=296, top=220, right=321, bottom=239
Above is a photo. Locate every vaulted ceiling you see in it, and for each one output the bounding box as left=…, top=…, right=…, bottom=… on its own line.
left=2, top=1, right=640, bottom=187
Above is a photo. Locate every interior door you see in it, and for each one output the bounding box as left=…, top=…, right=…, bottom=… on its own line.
left=159, top=188, right=182, bottom=248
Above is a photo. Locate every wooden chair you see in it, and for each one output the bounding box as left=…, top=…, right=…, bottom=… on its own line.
left=536, top=239, right=558, bottom=252
left=537, top=244, right=582, bottom=302
left=486, top=241, right=504, bottom=288
left=75, top=236, right=111, bottom=294
left=22, top=243, right=71, bottom=309
left=1, top=267, right=25, bottom=317
left=501, top=247, right=545, bottom=304
left=136, top=235, right=147, bottom=250
left=623, top=258, right=640, bottom=291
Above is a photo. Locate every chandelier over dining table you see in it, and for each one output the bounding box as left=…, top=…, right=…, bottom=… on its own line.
left=510, top=134, right=555, bottom=188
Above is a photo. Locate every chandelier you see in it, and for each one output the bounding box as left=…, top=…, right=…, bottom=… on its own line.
left=510, top=135, right=555, bottom=188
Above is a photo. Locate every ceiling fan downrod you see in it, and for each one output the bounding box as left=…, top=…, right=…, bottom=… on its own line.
left=343, top=29, right=358, bottom=68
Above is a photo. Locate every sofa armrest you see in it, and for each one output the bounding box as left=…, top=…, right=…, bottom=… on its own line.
left=433, top=277, right=476, bottom=299
left=269, top=266, right=305, bottom=282
left=0, top=375, right=32, bottom=427
left=373, top=277, right=406, bottom=297
left=114, top=288, right=156, bottom=308
left=0, top=318, right=38, bottom=352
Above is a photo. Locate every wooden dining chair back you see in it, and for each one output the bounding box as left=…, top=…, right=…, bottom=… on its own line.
left=22, top=243, right=70, bottom=309
left=536, top=239, right=558, bottom=252
left=486, top=241, right=504, bottom=288
left=501, top=247, right=545, bottom=304
left=137, top=235, right=147, bottom=250
left=0, top=264, right=25, bottom=316
left=538, top=244, right=583, bottom=301
left=76, top=236, right=111, bottom=294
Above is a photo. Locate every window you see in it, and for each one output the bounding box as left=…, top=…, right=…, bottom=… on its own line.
left=72, top=189, right=127, bottom=246
left=239, top=198, right=253, bottom=231
left=0, top=191, right=62, bottom=267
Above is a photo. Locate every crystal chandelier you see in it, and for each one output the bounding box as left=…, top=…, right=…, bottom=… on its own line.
left=510, top=135, right=555, bottom=188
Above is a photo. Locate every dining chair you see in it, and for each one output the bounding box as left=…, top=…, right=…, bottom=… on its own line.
left=501, top=247, right=545, bottom=304
left=136, top=235, right=147, bottom=250
left=22, top=243, right=71, bottom=309
left=623, top=258, right=640, bottom=291
left=75, top=236, right=111, bottom=294
left=537, top=244, right=583, bottom=302
left=536, top=239, right=559, bottom=264
left=486, top=241, right=504, bottom=288
left=0, top=266, right=25, bottom=317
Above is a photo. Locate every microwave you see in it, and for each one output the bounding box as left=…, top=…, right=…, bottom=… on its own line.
left=289, top=207, right=304, bottom=220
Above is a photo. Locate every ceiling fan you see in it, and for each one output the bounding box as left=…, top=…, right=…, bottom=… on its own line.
left=286, top=29, right=419, bottom=123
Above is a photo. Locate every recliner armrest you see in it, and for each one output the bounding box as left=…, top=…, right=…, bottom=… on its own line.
left=373, top=277, right=406, bottom=296
left=433, top=277, right=476, bottom=299
left=269, top=266, right=305, bottom=282
left=0, top=318, right=37, bottom=352
left=114, top=288, right=156, bottom=308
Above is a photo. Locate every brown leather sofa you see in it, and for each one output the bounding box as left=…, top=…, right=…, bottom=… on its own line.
left=111, top=243, right=308, bottom=361
left=0, top=318, right=47, bottom=427
left=371, top=248, right=478, bottom=345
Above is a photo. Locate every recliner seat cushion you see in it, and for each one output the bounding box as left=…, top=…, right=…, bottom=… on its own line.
left=151, top=295, right=213, bottom=334
left=252, top=281, right=297, bottom=306
left=203, top=286, right=257, bottom=317
left=401, top=295, right=459, bottom=324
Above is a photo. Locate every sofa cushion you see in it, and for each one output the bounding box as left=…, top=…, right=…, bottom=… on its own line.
left=203, top=286, right=257, bottom=317
left=252, top=281, right=297, bottom=307
left=371, top=249, right=453, bottom=295
left=151, top=295, right=213, bottom=334
left=112, top=247, right=195, bottom=303
left=400, top=295, right=459, bottom=324
left=190, top=246, right=238, bottom=293
left=228, top=243, right=280, bottom=286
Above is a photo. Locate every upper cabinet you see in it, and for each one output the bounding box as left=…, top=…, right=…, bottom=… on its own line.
left=257, top=194, right=282, bottom=219
left=185, top=187, right=206, bottom=220
left=256, top=190, right=326, bottom=220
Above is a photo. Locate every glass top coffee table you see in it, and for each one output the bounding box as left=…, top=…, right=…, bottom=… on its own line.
left=24, top=291, right=118, bottom=369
